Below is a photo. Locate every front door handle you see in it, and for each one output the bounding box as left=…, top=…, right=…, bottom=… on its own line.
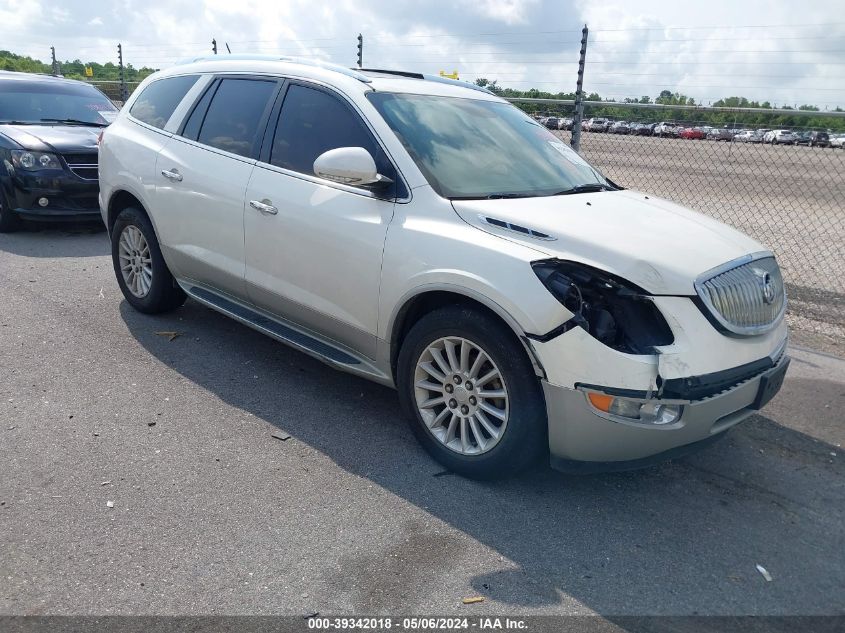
left=161, top=169, right=183, bottom=182
left=249, top=199, right=278, bottom=215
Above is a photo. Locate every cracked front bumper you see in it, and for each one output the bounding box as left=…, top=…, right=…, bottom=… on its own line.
left=542, top=352, right=790, bottom=469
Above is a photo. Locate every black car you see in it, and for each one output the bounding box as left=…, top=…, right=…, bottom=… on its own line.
left=803, top=131, right=830, bottom=147
left=0, top=71, right=117, bottom=232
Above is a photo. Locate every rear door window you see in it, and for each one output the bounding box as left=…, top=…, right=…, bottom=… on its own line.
left=129, top=75, right=199, bottom=129
left=195, top=78, right=278, bottom=159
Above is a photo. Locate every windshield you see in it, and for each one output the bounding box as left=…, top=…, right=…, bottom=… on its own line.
left=367, top=92, right=608, bottom=199
left=0, top=80, right=118, bottom=125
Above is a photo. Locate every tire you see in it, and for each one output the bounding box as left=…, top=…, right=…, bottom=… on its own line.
left=0, top=196, right=21, bottom=233
left=396, top=305, right=548, bottom=479
left=111, top=206, right=186, bottom=314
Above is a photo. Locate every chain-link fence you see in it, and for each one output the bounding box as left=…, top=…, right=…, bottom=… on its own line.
left=88, top=80, right=140, bottom=106
left=516, top=100, right=845, bottom=342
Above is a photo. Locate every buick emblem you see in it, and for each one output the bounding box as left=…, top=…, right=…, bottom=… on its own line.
left=754, top=269, right=776, bottom=304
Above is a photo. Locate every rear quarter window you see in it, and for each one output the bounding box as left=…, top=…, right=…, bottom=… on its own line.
left=129, top=75, right=199, bottom=129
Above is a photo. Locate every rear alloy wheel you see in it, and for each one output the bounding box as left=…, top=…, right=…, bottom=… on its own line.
left=111, top=206, right=186, bottom=314
left=397, top=306, right=547, bottom=479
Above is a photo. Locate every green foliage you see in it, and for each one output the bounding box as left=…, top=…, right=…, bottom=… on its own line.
left=470, top=77, right=844, bottom=132
left=0, top=49, right=156, bottom=83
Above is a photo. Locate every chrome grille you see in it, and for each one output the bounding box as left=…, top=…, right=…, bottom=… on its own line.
left=695, top=255, right=786, bottom=336
left=63, top=153, right=98, bottom=180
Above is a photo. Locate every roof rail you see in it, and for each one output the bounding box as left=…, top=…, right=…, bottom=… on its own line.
left=357, top=68, right=425, bottom=79
left=174, top=54, right=372, bottom=83
left=421, top=74, right=492, bottom=94
left=355, top=67, right=493, bottom=94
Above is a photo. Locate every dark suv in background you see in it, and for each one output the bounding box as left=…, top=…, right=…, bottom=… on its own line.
left=0, top=71, right=117, bottom=232
left=797, top=131, right=830, bottom=147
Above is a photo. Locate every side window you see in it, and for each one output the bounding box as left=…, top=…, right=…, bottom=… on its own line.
left=196, top=78, right=277, bottom=158
left=129, top=75, right=199, bottom=129
left=271, top=84, right=395, bottom=183
left=180, top=82, right=216, bottom=140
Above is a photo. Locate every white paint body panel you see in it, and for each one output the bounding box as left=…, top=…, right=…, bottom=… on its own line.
left=153, top=137, right=253, bottom=298
left=452, top=190, right=766, bottom=296
left=243, top=163, right=395, bottom=357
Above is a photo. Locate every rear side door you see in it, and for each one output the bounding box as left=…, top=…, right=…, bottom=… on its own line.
left=243, top=82, right=404, bottom=358
left=153, top=76, right=282, bottom=299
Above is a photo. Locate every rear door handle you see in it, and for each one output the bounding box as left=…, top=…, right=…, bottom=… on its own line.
left=249, top=199, right=278, bottom=215
left=161, top=169, right=183, bottom=182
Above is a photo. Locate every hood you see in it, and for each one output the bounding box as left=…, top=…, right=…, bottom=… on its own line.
left=451, top=189, right=767, bottom=295
left=0, top=124, right=100, bottom=153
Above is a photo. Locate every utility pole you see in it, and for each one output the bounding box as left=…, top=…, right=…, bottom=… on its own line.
left=212, top=38, right=217, bottom=54
left=50, top=46, right=58, bottom=76
left=356, top=33, right=363, bottom=68
left=571, top=24, right=588, bottom=152
left=117, top=43, right=128, bottom=103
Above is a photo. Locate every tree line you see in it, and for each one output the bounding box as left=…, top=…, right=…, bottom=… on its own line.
left=0, top=50, right=156, bottom=83
left=474, top=80, right=845, bottom=132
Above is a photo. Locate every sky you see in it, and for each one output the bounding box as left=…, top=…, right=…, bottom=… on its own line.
left=1, top=0, right=844, bottom=109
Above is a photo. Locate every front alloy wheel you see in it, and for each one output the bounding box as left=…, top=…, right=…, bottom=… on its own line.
left=397, top=306, right=547, bottom=479
left=414, top=336, right=509, bottom=455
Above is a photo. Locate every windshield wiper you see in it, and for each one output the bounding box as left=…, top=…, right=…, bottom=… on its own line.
left=39, top=118, right=108, bottom=127
left=550, top=183, right=612, bottom=195
left=0, top=120, right=36, bottom=125
left=450, top=192, right=540, bottom=200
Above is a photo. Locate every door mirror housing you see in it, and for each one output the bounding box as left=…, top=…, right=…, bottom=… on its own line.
left=313, top=147, right=393, bottom=187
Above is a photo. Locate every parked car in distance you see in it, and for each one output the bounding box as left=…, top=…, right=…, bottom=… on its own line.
left=763, top=129, right=797, bottom=145
left=679, top=127, right=706, bottom=140
left=544, top=117, right=560, bottom=130
left=734, top=130, right=763, bottom=143
left=802, top=131, right=830, bottom=147
left=0, top=71, right=118, bottom=232
left=609, top=121, right=630, bottom=134
left=706, top=127, right=734, bottom=142
left=586, top=117, right=610, bottom=132
left=558, top=117, right=574, bottom=131
left=99, top=57, right=790, bottom=479
left=831, top=134, right=845, bottom=148
left=653, top=122, right=679, bottom=137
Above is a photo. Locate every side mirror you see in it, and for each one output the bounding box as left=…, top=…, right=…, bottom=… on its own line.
left=313, top=147, right=393, bottom=187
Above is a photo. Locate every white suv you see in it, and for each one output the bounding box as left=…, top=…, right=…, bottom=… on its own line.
left=99, top=56, right=789, bottom=478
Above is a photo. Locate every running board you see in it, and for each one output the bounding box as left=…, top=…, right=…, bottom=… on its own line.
left=182, top=284, right=391, bottom=383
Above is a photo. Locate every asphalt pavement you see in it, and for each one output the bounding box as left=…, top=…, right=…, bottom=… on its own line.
left=1, top=226, right=843, bottom=617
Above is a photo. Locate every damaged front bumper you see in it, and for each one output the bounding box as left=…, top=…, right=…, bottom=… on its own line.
left=542, top=350, right=788, bottom=469
left=528, top=295, right=789, bottom=470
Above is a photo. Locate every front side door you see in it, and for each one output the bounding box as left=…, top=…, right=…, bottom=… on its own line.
left=153, top=76, right=281, bottom=298
left=244, top=82, right=402, bottom=358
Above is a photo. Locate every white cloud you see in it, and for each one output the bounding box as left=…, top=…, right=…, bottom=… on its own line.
left=0, top=0, right=841, bottom=108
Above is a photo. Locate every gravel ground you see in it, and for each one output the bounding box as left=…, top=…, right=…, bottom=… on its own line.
left=1, top=227, right=844, bottom=617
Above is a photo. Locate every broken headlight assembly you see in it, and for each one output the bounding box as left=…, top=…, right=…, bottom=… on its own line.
left=532, top=259, right=674, bottom=354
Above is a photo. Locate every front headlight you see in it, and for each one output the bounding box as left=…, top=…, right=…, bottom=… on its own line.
left=532, top=259, right=674, bottom=354
left=11, top=150, right=63, bottom=171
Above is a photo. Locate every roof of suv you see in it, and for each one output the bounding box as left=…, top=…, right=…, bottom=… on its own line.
left=151, top=55, right=503, bottom=102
